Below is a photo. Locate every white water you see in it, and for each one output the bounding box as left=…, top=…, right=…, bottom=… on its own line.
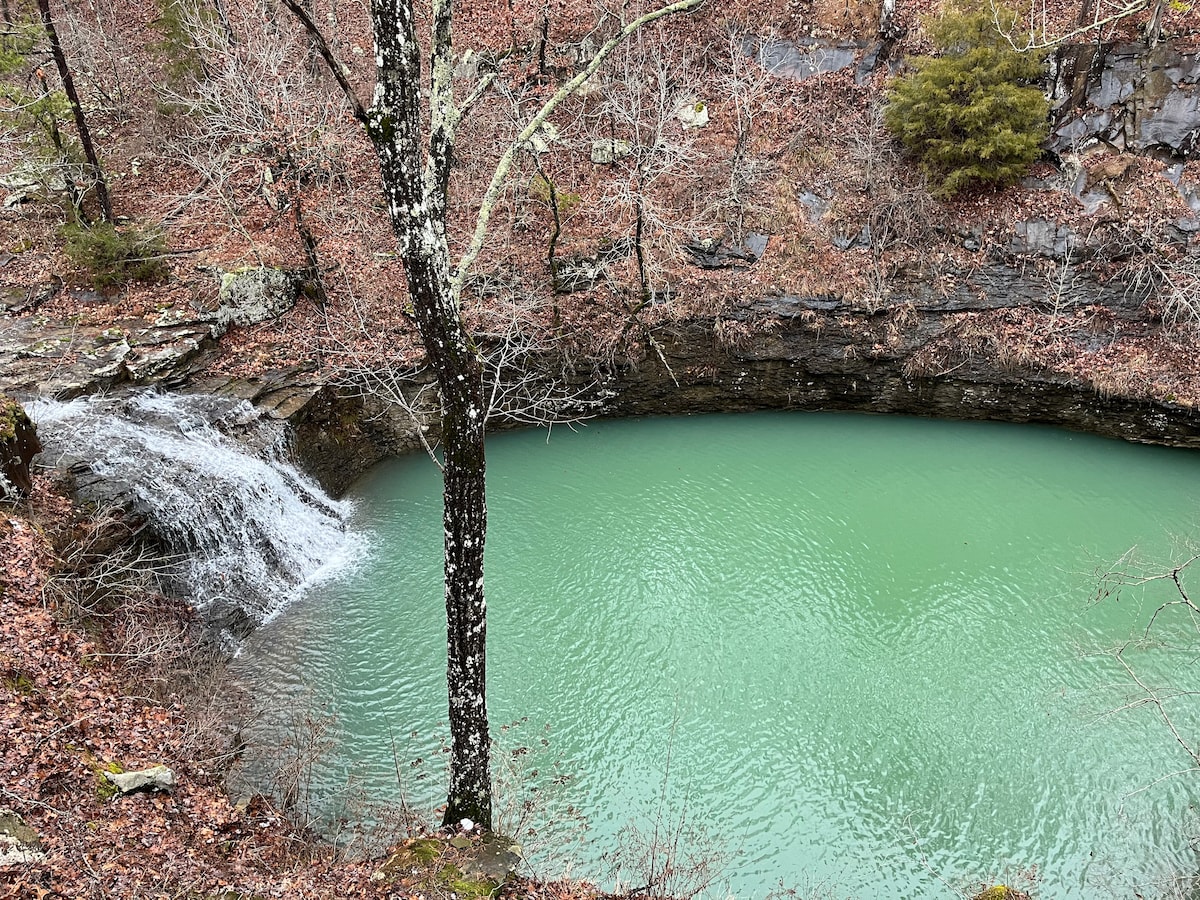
left=31, top=392, right=364, bottom=631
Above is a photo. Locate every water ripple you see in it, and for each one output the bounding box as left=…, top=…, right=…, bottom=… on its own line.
left=238, top=413, right=1200, bottom=898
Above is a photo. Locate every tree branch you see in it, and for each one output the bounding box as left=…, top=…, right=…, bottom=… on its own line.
left=454, top=71, right=497, bottom=130
left=278, top=0, right=368, bottom=124
left=450, top=0, right=705, bottom=301
left=990, top=0, right=1152, bottom=50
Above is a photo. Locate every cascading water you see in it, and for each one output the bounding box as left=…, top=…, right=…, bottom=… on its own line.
left=30, top=391, right=363, bottom=635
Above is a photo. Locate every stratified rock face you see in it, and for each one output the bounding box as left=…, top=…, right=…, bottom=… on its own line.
left=0, top=312, right=222, bottom=399
left=1050, top=42, right=1200, bottom=157
left=0, top=395, right=40, bottom=499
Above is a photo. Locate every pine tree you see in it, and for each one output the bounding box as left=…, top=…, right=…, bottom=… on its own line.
left=884, top=4, right=1048, bottom=198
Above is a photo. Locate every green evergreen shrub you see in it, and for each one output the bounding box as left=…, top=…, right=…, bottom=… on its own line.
left=0, top=20, right=41, bottom=77
left=0, top=19, right=74, bottom=154
left=153, top=0, right=207, bottom=85
left=883, top=4, right=1049, bottom=198
left=62, top=222, right=169, bottom=289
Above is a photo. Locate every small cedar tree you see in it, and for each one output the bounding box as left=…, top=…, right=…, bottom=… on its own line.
left=884, top=4, right=1049, bottom=198
left=62, top=222, right=168, bottom=289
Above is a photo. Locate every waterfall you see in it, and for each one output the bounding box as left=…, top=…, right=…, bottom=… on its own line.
left=30, top=391, right=365, bottom=635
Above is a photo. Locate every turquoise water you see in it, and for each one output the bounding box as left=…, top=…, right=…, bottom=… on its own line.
left=236, top=412, right=1200, bottom=897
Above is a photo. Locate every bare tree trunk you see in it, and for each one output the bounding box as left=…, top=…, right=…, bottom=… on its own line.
left=532, top=156, right=563, bottom=290
left=633, top=179, right=649, bottom=300
left=36, top=0, right=112, bottom=223
left=1077, top=0, right=1096, bottom=29
left=212, top=0, right=237, bottom=45
left=1145, top=0, right=1165, bottom=46
left=282, top=0, right=701, bottom=834
left=399, top=225, right=491, bottom=829
left=536, top=4, right=549, bottom=76
left=300, top=0, right=322, bottom=75
left=292, top=188, right=328, bottom=308
left=365, top=0, right=494, bottom=831
left=879, top=0, right=899, bottom=37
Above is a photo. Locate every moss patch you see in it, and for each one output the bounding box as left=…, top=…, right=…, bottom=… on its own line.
left=973, top=886, right=1031, bottom=900
left=89, top=759, right=124, bottom=802
left=372, top=835, right=507, bottom=898
left=0, top=396, right=29, bottom=442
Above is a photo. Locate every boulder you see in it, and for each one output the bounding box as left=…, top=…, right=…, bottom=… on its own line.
left=832, top=225, right=872, bottom=251
left=1, top=163, right=68, bottom=208
left=372, top=833, right=522, bottom=892
left=744, top=35, right=860, bottom=80
left=459, top=832, right=523, bottom=883
left=520, top=121, right=559, bottom=155
left=217, top=267, right=298, bottom=328
left=104, top=764, right=176, bottom=795
left=552, top=237, right=634, bottom=292
left=0, top=395, right=41, bottom=500
left=683, top=232, right=768, bottom=269
left=1009, top=220, right=1078, bottom=260
left=675, top=97, right=709, bottom=128
left=0, top=808, right=43, bottom=865
left=590, top=138, right=633, bottom=165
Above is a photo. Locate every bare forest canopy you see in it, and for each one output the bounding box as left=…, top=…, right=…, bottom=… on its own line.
left=0, top=0, right=1197, bottom=406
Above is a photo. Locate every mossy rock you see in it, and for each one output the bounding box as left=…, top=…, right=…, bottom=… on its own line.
left=973, top=885, right=1031, bottom=900
left=0, top=807, right=44, bottom=865
left=0, top=394, right=41, bottom=500
left=372, top=833, right=521, bottom=898
left=217, top=266, right=298, bottom=327
left=0, top=810, right=39, bottom=846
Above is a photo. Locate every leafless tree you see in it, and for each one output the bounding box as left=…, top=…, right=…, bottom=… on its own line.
left=595, top=35, right=702, bottom=301
left=57, top=0, right=136, bottom=118
left=159, top=0, right=355, bottom=293
left=991, top=0, right=1168, bottom=49
left=715, top=31, right=773, bottom=242
left=34, top=0, right=110, bottom=222
left=282, top=0, right=702, bottom=828
left=1124, top=250, right=1200, bottom=334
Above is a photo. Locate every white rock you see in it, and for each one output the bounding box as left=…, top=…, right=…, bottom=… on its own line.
left=105, top=764, right=176, bottom=795
left=0, top=808, right=43, bottom=865
left=217, top=266, right=297, bottom=328
left=675, top=98, right=709, bottom=129
left=590, top=139, right=633, bottom=165
left=522, top=122, right=560, bottom=155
